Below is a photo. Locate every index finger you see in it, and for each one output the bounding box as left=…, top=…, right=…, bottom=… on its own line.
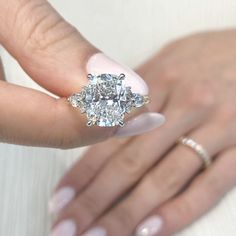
left=0, top=80, right=116, bottom=148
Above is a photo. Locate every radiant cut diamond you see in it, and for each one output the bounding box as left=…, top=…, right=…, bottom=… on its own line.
left=68, top=74, right=148, bottom=127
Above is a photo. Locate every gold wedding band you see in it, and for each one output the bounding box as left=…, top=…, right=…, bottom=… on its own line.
left=178, top=136, right=212, bottom=169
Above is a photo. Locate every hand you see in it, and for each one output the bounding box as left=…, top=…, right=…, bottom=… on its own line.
left=50, top=29, right=236, bottom=236
left=0, top=0, right=164, bottom=148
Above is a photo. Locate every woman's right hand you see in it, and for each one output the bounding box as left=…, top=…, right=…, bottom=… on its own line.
left=0, top=0, right=164, bottom=148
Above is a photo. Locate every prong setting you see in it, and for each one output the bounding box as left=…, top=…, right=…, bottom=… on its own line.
left=68, top=74, right=150, bottom=127
left=118, top=73, right=125, bottom=80
left=118, top=120, right=125, bottom=127
left=87, top=74, right=93, bottom=81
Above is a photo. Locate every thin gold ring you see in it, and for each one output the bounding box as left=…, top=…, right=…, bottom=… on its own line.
left=178, top=136, right=212, bottom=169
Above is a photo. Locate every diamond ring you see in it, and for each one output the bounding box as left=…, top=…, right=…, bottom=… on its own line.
left=68, top=73, right=150, bottom=127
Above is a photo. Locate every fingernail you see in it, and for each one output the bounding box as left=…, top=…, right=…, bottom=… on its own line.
left=135, top=216, right=163, bottom=236
left=87, top=53, right=149, bottom=95
left=81, top=227, right=107, bottom=236
left=51, top=220, right=76, bottom=236
left=115, top=112, right=165, bottom=137
left=49, top=187, right=75, bottom=214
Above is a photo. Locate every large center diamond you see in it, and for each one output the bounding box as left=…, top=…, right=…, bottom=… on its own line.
left=68, top=74, right=147, bottom=127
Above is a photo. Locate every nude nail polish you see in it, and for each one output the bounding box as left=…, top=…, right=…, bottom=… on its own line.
left=49, top=187, right=75, bottom=214
left=86, top=53, right=149, bottom=95
left=81, top=227, right=107, bottom=236
left=115, top=112, right=165, bottom=137
left=135, top=216, right=163, bottom=236
left=51, top=220, right=76, bottom=236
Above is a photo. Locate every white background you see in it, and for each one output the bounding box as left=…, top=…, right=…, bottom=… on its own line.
left=1, top=0, right=236, bottom=235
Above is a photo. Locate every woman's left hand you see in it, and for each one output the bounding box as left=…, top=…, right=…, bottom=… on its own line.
left=50, top=30, right=236, bottom=236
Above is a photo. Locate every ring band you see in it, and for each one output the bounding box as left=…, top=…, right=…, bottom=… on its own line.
left=178, top=136, right=211, bottom=169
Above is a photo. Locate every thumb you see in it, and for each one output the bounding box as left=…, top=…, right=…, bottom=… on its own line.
left=0, top=0, right=148, bottom=97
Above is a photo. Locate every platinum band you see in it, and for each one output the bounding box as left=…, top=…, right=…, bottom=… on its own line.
left=178, top=136, right=211, bottom=169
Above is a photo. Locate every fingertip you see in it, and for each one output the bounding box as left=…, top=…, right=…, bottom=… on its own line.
left=49, top=187, right=76, bottom=215
left=115, top=112, right=165, bottom=137
left=135, top=215, right=163, bottom=236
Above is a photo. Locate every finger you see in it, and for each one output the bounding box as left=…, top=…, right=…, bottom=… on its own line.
left=0, top=0, right=148, bottom=97
left=49, top=110, right=165, bottom=212
left=49, top=59, right=169, bottom=212
left=81, top=120, right=227, bottom=236
left=136, top=59, right=169, bottom=112
left=136, top=148, right=236, bottom=236
left=51, top=89, right=213, bottom=234
left=0, top=80, right=119, bottom=147
left=0, top=0, right=163, bottom=144
left=49, top=49, right=174, bottom=212
left=49, top=52, right=171, bottom=212
left=1, top=80, right=161, bottom=147
left=136, top=45, right=181, bottom=112
left=49, top=136, right=133, bottom=214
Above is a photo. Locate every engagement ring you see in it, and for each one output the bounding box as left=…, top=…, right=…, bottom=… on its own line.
left=68, top=74, right=150, bottom=127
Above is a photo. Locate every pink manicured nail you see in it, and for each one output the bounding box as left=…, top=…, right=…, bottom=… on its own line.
left=116, top=112, right=165, bottom=137
left=135, top=216, right=163, bottom=236
left=51, top=220, right=76, bottom=236
left=81, top=227, right=107, bottom=236
left=49, top=187, right=75, bottom=214
left=86, top=53, right=149, bottom=95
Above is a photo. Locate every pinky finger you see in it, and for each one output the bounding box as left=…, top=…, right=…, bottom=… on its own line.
left=135, top=148, right=236, bottom=236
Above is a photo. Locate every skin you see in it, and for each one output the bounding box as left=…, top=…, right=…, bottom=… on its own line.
left=55, top=29, right=236, bottom=236
left=0, top=0, right=122, bottom=148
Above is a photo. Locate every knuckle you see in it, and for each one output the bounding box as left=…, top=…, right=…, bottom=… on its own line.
left=22, top=1, right=76, bottom=54
left=144, top=167, right=183, bottom=200
left=171, top=198, right=195, bottom=221
left=165, top=174, right=182, bottom=194
left=163, top=172, right=183, bottom=194
left=56, top=132, right=78, bottom=149
left=58, top=131, right=83, bottom=149
left=216, top=103, right=236, bottom=139
left=219, top=102, right=236, bottom=124
left=57, top=137, right=77, bottom=149
left=181, top=81, right=216, bottom=111
left=112, top=206, right=135, bottom=229
left=147, top=162, right=185, bottom=195
left=79, top=194, right=100, bottom=217
left=203, top=175, right=224, bottom=198
left=51, top=99, right=82, bottom=149
left=114, top=153, right=146, bottom=182
left=79, top=161, right=98, bottom=177
left=158, top=65, right=179, bottom=85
